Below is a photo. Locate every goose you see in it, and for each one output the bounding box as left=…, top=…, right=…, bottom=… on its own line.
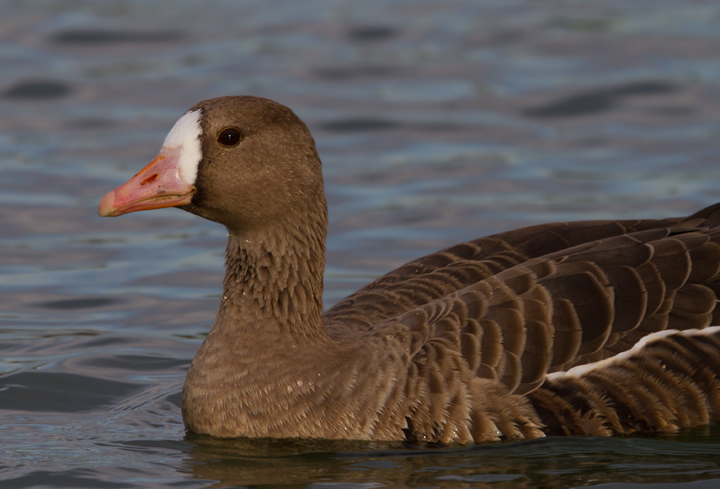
left=99, top=96, right=720, bottom=443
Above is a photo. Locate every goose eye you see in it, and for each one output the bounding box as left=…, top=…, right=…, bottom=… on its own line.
left=217, top=127, right=243, bottom=147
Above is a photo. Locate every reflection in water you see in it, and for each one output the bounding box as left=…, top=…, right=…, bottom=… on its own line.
left=346, top=25, right=399, bottom=42
left=51, top=29, right=184, bottom=45
left=523, top=81, right=678, bottom=118
left=36, top=297, right=119, bottom=310
left=2, top=80, right=73, bottom=100
left=0, top=371, right=140, bottom=412
left=178, top=429, right=720, bottom=488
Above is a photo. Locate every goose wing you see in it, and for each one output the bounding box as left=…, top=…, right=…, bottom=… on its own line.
left=323, top=203, right=720, bottom=441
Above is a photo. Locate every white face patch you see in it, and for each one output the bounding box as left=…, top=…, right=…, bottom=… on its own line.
left=163, top=109, right=203, bottom=185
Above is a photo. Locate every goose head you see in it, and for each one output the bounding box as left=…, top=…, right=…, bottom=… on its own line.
left=98, top=96, right=326, bottom=235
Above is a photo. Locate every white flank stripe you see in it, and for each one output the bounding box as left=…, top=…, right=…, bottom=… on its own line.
left=546, top=325, right=720, bottom=381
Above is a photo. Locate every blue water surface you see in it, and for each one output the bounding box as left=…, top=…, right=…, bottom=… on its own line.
left=2, top=1, right=720, bottom=487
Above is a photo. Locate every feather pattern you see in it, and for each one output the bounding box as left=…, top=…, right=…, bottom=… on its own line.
left=323, top=209, right=720, bottom=442
left=99, top=96, right=720, bottom=443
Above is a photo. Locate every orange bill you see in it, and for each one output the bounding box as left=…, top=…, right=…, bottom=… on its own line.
left=98, top=146, right=196, bottom=217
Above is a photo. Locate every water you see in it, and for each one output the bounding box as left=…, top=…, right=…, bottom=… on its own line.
left=2, top=1, right=720, bottom=487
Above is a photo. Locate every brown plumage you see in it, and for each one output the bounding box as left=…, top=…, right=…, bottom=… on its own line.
left=99, top=96, right=720, bottom=443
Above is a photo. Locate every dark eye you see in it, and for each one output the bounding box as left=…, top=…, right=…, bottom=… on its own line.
left=216, top=127, right=243, bottom=147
